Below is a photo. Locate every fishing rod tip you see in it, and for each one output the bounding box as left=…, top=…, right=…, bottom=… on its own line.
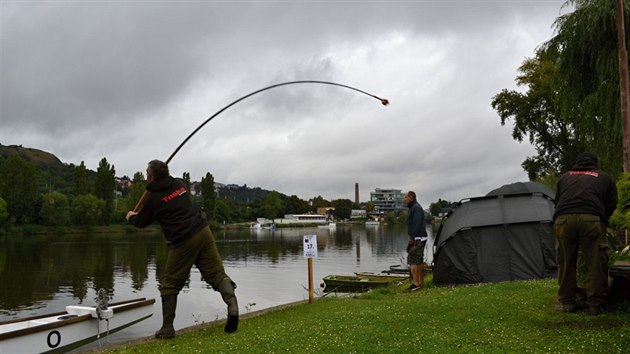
left=380, top=98, right=389, bottom=106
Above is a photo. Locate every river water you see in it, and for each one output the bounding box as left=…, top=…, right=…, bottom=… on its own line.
left=0, top=223, right=434, bottom=352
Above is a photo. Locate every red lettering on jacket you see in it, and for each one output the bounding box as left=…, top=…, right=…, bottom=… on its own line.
left=569, top=171, right=599, bottom=177
left=161, top=187, right=187, bottom=202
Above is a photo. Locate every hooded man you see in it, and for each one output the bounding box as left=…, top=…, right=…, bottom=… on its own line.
left=553, top=152, right=617, bottom=315
left=126, top=160, right=238, bottom=338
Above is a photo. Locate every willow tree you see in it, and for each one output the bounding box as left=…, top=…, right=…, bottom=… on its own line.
left=543, top=0, right=630, bottom=176
left=493, top=0, right=629, bottom=179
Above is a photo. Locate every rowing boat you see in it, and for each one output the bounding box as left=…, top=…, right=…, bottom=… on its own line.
left=321, top=274, right=405, bottom=293
left=0, top=297, right=155, bottom=353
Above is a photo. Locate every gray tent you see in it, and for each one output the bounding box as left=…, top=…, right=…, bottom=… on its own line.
left=432, top=182, right=557, bottom=285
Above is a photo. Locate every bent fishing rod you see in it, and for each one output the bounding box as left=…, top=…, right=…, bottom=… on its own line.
left=132, top=80, right=389, bottom=212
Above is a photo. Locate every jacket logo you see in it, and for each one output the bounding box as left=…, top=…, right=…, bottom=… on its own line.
left=569, top=171, right=599, bottom=177
left=161, top=187, right=187, bottom=202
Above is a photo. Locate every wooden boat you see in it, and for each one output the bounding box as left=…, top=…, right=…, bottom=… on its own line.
left=354, top=271, right=409, bottom=279
left=382, top=264, right=411, bottom=275
left=321, top=274, right=405, bottom=293
left=0, top=297, right=155, bottom=353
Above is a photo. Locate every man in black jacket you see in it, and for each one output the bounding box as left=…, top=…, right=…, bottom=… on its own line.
left=553, top=152, right=617, bottom=315
left=126, top=160, right=238, bottom=337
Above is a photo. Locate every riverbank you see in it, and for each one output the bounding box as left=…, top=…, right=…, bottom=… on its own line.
left=83, top=278, right=630, bottom=353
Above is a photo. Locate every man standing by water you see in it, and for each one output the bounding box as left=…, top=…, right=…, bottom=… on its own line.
left=126, top=160, right=239, bottom=338
left=554, top=152, right=617, bottom=315
left=405, top=191, right=428, bottom=291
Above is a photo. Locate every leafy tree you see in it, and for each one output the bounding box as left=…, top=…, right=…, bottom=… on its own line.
left=74, top=161, right=90, bottom=196
left=385, top=210, right=406, bottom=225
left=182, top=172, right=191, bottom=192
left=40, top=191, right=70, bottom=227
left=201, top=172, right=217, bottom=221
left=364, top=201, right=375, bottom=213
left=72, top=194, right=105, bottom=226
left=215, top=199, right=233, bottom=224
left=0, top=197, right=8, bottom=226
left=285, top=195, right=310, bottom=214
left=310, top=195, right=329, bottom=211
left=127, top=171, right=147, bottom=211
left=94, top=158, right=115, bottom=224
left=610, top=172, right=630, bottom=228
left=0, top=156, right=37, bottom=224
left=492, top=49, right=584, bottom=179
left=261, top=191, right=283, bottom=220
left=332, top=199, right=353, bottom=220
left=429, top=199, right=457, bottom=216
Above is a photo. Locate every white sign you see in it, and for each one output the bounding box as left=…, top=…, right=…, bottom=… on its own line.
left=303, top=235, right=318, bottom=258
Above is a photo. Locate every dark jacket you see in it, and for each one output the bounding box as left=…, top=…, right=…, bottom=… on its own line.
left=553, top=158, right=617, bottom=223
left=407, top=200, right=428, bottom=241
left=130, top=176, right=208, bottom=243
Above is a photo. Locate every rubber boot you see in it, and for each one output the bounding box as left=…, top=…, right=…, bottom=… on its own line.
left=155, top=295, right=177, bottom=339
left=218, top=279, right=239, bottom=333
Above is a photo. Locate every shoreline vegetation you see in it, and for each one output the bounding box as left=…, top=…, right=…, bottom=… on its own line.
left=83, top=277, right=630, bottom=354
left=1, top=220, right=402, bottom=236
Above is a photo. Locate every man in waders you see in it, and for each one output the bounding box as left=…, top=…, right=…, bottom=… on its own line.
left=126, top=160, right=238, bottom=338
left=554, top=152, right=617, bottom=316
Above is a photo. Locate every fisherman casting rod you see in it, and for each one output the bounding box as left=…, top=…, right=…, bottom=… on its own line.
left=132, top=80, right=389, bottom=212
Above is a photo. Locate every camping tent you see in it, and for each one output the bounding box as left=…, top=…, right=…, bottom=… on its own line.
left=432, top=182, right=557, bottom=285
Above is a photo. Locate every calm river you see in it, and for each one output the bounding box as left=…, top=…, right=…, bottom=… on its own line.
left=0, top=223, right=434, bottom=352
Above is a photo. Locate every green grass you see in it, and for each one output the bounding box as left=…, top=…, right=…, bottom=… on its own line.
left=96, top=278, right=630, bottom=353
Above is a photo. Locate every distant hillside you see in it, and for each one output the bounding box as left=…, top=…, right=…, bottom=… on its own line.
left=0, top=143, right=90, bottom=196
left=0, top=144, right=64, bottom=169
left=0, top=144, right=278, bottom=202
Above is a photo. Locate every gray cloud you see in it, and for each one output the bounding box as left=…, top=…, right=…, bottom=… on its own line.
left=1, top=1, right=569, bottom=207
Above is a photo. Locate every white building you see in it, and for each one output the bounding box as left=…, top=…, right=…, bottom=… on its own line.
left=276, top=214, right=328, bottom=224
left=370, top=188, right=405, bottom=213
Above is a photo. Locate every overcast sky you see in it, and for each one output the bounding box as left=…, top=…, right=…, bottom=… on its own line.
left=1, top=0, right=571, bottom=207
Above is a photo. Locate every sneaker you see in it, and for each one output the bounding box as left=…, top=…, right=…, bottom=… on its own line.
left=407, top=284, right=421, bottom=292
left=561, top=304, right=576, bottom=313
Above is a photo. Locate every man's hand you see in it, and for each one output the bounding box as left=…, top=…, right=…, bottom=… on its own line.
left=407, top=239, right=415, bottom=252
left=126, top=211, right=138, bottom=221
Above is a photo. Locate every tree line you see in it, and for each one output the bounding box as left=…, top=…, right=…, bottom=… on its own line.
left=0, top=155, right=395, bottom=232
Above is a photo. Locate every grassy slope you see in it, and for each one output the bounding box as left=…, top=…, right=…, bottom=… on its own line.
left=94, top=278, right=630, bottom=354
left=0, top=144, right=63, bottom=168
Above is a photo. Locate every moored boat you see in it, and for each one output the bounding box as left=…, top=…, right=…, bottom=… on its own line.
left=317, top=222, right=336, bottom=229
left=0, top=297, right=155, bottom=353
left=382, top=264, right=410, bottom=275
left=354, top=271, right=409, bottom=279
left=321, top=274, right=405, bottom=293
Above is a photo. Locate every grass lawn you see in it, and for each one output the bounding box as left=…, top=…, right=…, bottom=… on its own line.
left=92, top=278, right=630, bottom=353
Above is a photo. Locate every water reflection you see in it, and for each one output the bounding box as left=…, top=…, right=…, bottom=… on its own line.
left=0, top=232, right=164, bottom=314
left=0, top=224, right=433, bottom=350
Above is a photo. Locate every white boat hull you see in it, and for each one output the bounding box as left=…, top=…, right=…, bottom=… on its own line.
left=0, top=298, right=155, bottom=353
